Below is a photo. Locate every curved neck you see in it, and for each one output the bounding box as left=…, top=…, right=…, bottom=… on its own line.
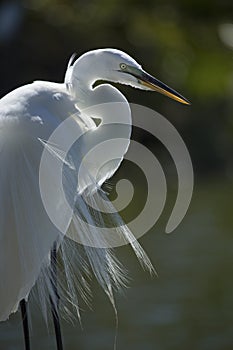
left=66, top=51, right=130, bottom=121
left=68, top=52, right=103, bottom=109
left=70, top=77, right=92, bottom=109
left=66, top=53, right=131, bottom=137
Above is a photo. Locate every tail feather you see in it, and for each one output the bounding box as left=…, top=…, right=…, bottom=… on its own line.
left=34, top=186, right=154, bottom=324
left=55, top=188, right=155, bottom=320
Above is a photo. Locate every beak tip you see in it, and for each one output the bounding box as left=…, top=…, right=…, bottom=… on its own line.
left=183, top=99, right=191, bottom=106
left=138, top=72, right=191, bottom=106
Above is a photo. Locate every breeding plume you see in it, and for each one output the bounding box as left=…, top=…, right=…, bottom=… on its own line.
left=0, top=48, right=189, bottom=350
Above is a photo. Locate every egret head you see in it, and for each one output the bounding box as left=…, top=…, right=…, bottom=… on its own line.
left=67, top=48, right=190, bottom=105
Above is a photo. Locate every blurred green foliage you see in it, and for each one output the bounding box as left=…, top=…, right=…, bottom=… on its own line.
left=0, top=0, right=233, bottom=176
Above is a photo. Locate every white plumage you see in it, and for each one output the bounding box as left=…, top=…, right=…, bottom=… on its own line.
left=0, top=48, right=189, bottom=326
left=0, top=49, right=154, bottom=322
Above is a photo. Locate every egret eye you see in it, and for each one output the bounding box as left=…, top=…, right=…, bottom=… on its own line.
left=120, top=63, right=127, bottom=70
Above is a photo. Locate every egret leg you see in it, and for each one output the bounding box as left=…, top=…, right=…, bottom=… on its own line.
left=50, top=242, right=63, bottom=350
left=20, top=299, right=31, bottom=350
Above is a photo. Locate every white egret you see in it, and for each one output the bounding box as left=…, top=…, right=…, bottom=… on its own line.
left=0, top=48, right=189, bottom=350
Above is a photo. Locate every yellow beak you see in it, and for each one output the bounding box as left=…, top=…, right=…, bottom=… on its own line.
left=136, top=69, right=190, bottom=105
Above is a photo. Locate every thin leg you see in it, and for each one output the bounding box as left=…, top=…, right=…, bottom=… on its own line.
left=20, top=299, right=30, bottom=350
left=50, top=242, right=63, bottom=350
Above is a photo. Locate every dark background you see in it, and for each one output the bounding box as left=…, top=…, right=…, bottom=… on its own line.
left=0, top=1, right=233, bottom=349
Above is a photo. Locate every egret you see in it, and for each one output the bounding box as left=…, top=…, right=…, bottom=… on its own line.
left=0, top=48, right=189, bottom=350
